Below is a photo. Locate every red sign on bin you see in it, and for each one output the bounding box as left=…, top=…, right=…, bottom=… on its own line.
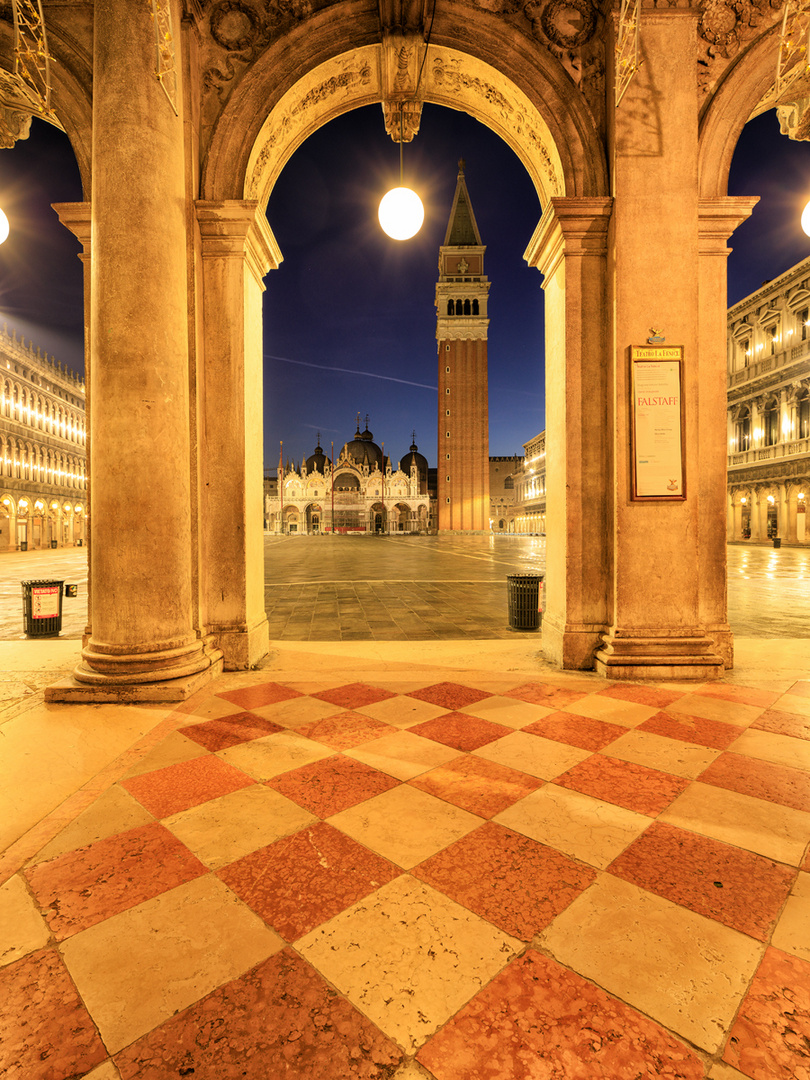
left=32, top=585, right=60, bottom=619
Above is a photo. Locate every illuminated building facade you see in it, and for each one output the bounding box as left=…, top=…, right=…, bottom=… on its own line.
left=508, top=432, right=547, bottom=534
left=489, top=456, right=522, bottom=532
left=727, top=259, right=810, bottom=543
left=265, top=425, right=434, bottom=535
left=0, top=325, right=87, bottom=551
left=435, top=162, right=490, bottom=533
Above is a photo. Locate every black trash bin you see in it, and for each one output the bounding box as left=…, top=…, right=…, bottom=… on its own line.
left=506, top=574, right=543, bottom=631
left=773, top=537, right=782, bottom=549
left=22, top=580, right=64, bottom=638
left=19, top=541, right=27, bottom=552
left=50, top=539, right=57, bottom=548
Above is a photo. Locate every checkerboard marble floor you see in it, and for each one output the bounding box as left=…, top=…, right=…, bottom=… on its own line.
left=3, top=664, right=810, bottom=1079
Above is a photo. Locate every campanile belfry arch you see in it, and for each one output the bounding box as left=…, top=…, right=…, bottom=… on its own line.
left=4, top=0, right=795, bottom=698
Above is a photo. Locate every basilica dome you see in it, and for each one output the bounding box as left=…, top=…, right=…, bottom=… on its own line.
left=400, top=438, right=428, bottom=493
left=305, top=440, right=329, bottom=475
left=341, top=421, right=384, bottom=470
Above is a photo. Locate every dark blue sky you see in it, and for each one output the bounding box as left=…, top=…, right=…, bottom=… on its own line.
left=1, top=105, right=809, bottom=470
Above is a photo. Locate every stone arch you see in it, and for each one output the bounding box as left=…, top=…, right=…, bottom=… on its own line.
left=203, top=17, right=606, bottom=209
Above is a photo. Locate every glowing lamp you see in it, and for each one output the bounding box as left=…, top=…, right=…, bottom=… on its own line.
left=802, top=199, right=810, bottom=237
left=378, top=187, right=424, bottom=241
left=0, top=208, right=9, bottom=245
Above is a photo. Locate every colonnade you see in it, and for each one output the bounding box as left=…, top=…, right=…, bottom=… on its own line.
left=728, top=485, right=808, bottom=543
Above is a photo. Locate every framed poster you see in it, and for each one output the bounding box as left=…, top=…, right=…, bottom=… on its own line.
left=630, top=346, right=686, bottom=501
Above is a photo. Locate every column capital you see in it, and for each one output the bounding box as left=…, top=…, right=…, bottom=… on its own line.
left=698, top=196, right=760, bottom=257
left=52, top=201, right=92, bottom=255
left=524, top=197, right=613, bottom=279
left=196, top=200, right=283, bottom=285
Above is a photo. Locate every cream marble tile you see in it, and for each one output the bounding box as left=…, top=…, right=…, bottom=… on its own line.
left=60, top=875, right=283, bottom=1054
left=458, top=695, right=554, bottom=729
left=34, top=786, right=154, bottom=861
left=251, top=696, right=339, bottom=727
left=0, top=873, right=50, bottom=967
left=541, top=874, right=763, bottom=1053
left=121, top=729, right=209, bottom=779
left=328, top=785, right=482, bottom=868
left=297, top=875, right=520, bottom=1053
left=605, top=728, right=721, bottom=779
left=659, top=781, right=810, bottom=865
left=392, top=1061, right=435, bottom=1080
left=665, top=694, right=762, bottom=727
left=345, top=730, right=460, bottom=780
left=561, top=696, right=657, bottom=726
left=727, top=727, right=810, bottom=770
left=0, top=703, right=168, bottom=854
left=216, top=730, right=335, bottom=781
left=771, top=871, right=810, bottom=962
left=472, top=730, right=591, bottom=779
left=708, top=1064, right=750, bottom=1080
left=163, top=785, right=316, bottom=870
left=356, top=696, right=448, bottom=728
left=84, top=1062, right=121, bottom=1080
left=772, top=692, right=810, bottom=719
left=494, top=784, right=650, bottom=869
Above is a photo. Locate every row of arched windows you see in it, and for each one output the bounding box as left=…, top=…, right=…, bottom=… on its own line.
left=734, top=390, right=810, bottom=451
left=446, top=299, right=479, bottom=316
left=0, top=436, right=87, bottom=489
left=1, top=380, right=86, bottom=443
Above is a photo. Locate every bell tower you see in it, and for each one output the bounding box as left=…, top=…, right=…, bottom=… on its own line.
left=435, top=160, right=490, bottom=532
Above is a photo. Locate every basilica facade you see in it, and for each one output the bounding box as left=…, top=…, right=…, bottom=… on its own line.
left=727, top=258, right=810, bottom=544
left=0, top=325, right=87, bottom=551
left=266, top=424, right=434, bottom=535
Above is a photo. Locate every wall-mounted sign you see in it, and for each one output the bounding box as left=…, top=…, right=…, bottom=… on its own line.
left=630, top=346, right=685, bottom=501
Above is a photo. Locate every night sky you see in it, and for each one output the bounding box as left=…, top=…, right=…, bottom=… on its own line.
left=1, top=105, right=810, bottom=472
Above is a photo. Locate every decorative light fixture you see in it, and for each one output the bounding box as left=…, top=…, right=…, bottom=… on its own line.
left=0, top=208, right=8, bottom=245
left=802, top=199, right=810, bottom=237
left=378, top=108, right=424, bottom=241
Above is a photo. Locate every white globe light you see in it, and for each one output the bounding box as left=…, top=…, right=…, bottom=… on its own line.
left=0, top=208, right=9, bottom=245
left=378, top=186, right=424, bottom=241
left=802, top=198, right=810, bottom=237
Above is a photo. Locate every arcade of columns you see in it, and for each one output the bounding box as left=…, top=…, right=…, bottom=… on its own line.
left=0, top=0, right=798, bottom=699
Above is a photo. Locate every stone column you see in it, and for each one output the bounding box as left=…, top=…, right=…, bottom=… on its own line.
left=52, top=203, right=92, bottom=643
left=786, top=486, right=799, bottom=543
left=53, top=0, right=218, bottom=700
left=695, top=198, right=757, bottom=666
left=727, top=492, right=735, bottom=542
left=595, top=10, right=724, bottom=679
left=196, top=202, right=280, bottom=669
left=524, top=197, right=612, bottom=670
left=750, top=492, right=762, bottom=541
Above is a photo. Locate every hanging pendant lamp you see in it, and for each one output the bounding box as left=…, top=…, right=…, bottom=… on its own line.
left=378, top=107, right=424, bottom=241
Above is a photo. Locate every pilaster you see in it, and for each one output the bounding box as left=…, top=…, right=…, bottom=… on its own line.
left=525, top=196, right=612, bottom=670
left=196, top=200, right=281, bottom=668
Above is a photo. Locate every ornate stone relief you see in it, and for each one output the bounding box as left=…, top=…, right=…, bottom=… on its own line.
left=380, top=32, right=424, bottom=141
left=695, top=0, right=785, bottom=98
left=0, top=104, right=30, bottom=148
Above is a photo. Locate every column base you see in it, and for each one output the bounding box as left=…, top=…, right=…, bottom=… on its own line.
left=45, top=640, right=224, bottom=703
left=542, top=617, right=604, bottom=671
left=594, top=629, right=724, bottom=681
left=215, top=615, right=270, bottom=671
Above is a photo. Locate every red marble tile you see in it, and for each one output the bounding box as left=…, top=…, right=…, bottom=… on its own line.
left=503, top=682, right=588, bottom=708
left=311, top=682, right=396, bottom=709
left=0, top=948, right=107, bottom=1080
left=554, top=755, right=689, bottom=816
left=752, top=707, right=810, bottom=741
left=723, top=946, right=810, bottom=1080
left=414, top=822, right=595, bottom=940
left=409, top=755, right=543, bottom=817
left=595, top=683, right=686, bottom=709
left=181, top=710, right=284, bottom=751
left=407, top=711, right=512, bottom=752
left=266, top=755, right=400, bottom=817
left=608, top=821, right=796, bottom=941
left=122, top=755, right=255, bottom=817
left=787, top=679, right=810, bottom=699
left=637, top=709, right=741, bottom=750
left=407, top=681, right=492, bottom=709
left=217, top=682, right=303, bottom=710
left=297, top=709, right=393, bottom=750
left=693, top=683, right=780, bottom=708
left=217, top=822, right=400, bottom=940
left=522, top=710, right=626, bottom=751
left=699, top=751, right=810, bottom=813
left=416, top=949, right=704, bottom=1080
left=23, top=822, right=206, bottom=940
left=115, top=948, right=402, bottom=1079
